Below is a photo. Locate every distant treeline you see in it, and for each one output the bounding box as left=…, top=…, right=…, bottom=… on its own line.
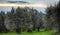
left=0, top=7, right=44, bottom=33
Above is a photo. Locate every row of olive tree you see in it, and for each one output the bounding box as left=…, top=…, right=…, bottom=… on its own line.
left=0, top=7, right=43, bottom=33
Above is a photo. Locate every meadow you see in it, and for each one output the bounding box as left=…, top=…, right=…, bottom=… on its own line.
left=0, top=29, right=57, bottom=35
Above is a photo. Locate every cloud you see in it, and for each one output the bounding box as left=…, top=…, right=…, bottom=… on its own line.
left=40, top=0, right=59, bottom=4
left=0, top=3, right=47, bottom=8
left=0, top=0, right=59, bottom=5
left=0, top=0, right=59, bottom=4
left=7, top=1, right=29, bottom=4
left=0, top=0, right=59, bottom=9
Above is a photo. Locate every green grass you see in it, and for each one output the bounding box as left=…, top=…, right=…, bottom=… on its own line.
left=0, top=29, right=57, bottom=35
left=51, top=32, right=60, bottom=35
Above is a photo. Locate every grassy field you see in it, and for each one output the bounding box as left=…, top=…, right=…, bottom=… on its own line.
left=0, top=29, right=57, bottom=35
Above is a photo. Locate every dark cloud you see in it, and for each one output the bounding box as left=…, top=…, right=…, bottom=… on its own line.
left=0, top=0, right=29, bottom=4
left=0, top=0, right=59, bottom=4
left=7, top=1, right=29, bottom=4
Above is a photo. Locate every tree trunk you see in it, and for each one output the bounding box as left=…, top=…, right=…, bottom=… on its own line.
left=16, top=28, right=21, bottom=33
left=58, top=26, right=60, bottom=33
left=27, top=29, right=32, bottom=32
left=16, top=25, right=21, bottom=33
left=37, top=27, right=40, bottom=32
left=33, top=26, right=35, bottom=31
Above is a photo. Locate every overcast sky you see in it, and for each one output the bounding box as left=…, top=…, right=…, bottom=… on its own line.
left=0, top=0, right=59, bottom=4
left=0, top=0, right=59, bottom=13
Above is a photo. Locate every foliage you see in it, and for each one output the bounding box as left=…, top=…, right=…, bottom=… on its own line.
left=46, top=1, right=60, bottom=32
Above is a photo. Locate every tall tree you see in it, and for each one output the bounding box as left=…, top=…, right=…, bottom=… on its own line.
left=46, top=1, right=60, bottom=33
left=0, top=11, right=6, bottom=33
